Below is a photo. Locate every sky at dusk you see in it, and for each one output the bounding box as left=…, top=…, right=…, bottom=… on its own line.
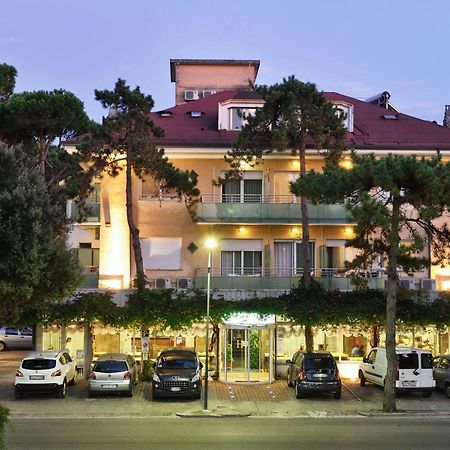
left=1, top=0, right=449, bottom=124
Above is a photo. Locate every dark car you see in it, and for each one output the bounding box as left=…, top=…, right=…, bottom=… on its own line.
left=433, top=354, right=450, bottom=398
left=286, top=351, right=341, bottom=399
left=152, top=347, right=203, bottom=399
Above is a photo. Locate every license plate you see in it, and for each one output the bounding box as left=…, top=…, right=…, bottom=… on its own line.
left=402, top=380, right=417, bottom=387
left=102, top=384, right=117, bottom=390
left=314, top=374, right=328, bottom=378
left=29, top=375, right=44, bottom=380
left=170, top=387, right=181, bottom=392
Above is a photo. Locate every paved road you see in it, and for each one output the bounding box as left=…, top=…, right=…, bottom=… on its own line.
left=5, top=416, right=450, bottom=449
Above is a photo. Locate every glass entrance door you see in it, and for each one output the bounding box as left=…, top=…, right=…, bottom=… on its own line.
left=221, top=327, right=274, bottom=383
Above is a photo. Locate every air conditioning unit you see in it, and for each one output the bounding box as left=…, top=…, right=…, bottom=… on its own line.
left=400, top=279, right=416, bottom=290
left=184, top=90, right=199, bottom=101
left=155, top=278, right=171, bottom=289
left=203, top=90, right=216, bottom=97
left=420, top=279, right=436, bottom=291
left=177, top=278, right=193, bottom=289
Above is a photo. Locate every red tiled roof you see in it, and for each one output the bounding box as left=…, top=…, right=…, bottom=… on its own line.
left=149, top=90, right=450, bottom=151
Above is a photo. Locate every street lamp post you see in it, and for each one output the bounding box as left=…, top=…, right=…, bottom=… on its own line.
left=203, top=238, right=216, bottom=411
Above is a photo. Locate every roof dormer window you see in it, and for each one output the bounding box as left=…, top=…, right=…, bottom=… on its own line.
left=333, top=102, right=354, bottom=132
left=218, top=99, right=263, bottom=131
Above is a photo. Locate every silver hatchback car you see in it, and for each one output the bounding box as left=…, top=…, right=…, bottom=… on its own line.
left=88, top=353, right=138, bottom=397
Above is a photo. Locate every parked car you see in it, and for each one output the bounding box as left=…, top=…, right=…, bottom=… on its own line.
left=433, top=354, right=450, bottom=398
left=14, top=350, right=76, bottom=399
left=0, top=326, right=33, bottom=351
left=88, top=353, right=138, bottom=397
left=152, top=347, right=203, bottom=399
left=286, top=351, right=341, bottom=399
left=359, top=347, right=434, bottom=397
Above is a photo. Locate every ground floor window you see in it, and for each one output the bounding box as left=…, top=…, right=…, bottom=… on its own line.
left=221, top=250, right=262, bottom=275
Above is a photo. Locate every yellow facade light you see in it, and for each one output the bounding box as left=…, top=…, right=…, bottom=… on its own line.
left=205, top=238, right=217, bottom=250
left=344, top=227, right=354, bottom=235
left=291, top=160, right=300, bottom=169
left=340, top=158, right=353, bottom=170
left=238, top=226, right=246, bottom=234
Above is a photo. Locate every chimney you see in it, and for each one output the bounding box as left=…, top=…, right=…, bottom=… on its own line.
left=443, top=105, right=450, bottom=128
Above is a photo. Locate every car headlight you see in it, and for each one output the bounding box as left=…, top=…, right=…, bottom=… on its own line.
left=153, top=373, right=161, bottom=382
left=191, top=372, right=200, bottom=383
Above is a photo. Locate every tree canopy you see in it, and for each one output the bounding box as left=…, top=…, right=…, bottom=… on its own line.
left=80, top=79, right=199, bottom=291
left=224, top=76, right=347, bottom=350
left=294, top=153, right=450, bottom=412
left=0, top=63, right=17, bottom=101
left=0, top=143, right=81, bottom=325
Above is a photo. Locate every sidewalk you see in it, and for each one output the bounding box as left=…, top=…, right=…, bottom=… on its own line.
left=3, top=379, right=450, bottom=419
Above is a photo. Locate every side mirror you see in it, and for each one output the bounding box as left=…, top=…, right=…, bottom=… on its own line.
left=286, top=359, right=292, bottom=365
left=152, top=362, right=156, bottom=369
left=199, top=362, right=204, bottom=370
left=362, top=357, right=367, bottom=363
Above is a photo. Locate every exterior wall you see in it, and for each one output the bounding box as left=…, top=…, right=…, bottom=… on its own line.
left=98, top=165, right=131, bottom=289
left=174, top=64, right=258, bottom=105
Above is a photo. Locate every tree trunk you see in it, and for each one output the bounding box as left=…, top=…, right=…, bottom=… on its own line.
left=299, top=147, right=314, bottom=352
left=125, top=153, right=146, bottom=292
left=371, top=325, right=380, bottom=348
left=383, top=197, right=400, bottom=413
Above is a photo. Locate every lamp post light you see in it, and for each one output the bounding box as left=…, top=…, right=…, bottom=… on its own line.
left=203, top=237, right=216, bottom=411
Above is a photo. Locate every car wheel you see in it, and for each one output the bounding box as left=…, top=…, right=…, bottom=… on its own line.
left=57, top=380, right=67, bottom=399
left=14, top=388, right=22, bottom=400
left=88, top=390, right=95, bottom=398
left=295, top=382, right=304, bottom=399
left=359, top=371, right=366, bottom=387
left=194, top=390, right=201, bottom=400
left=68, top=373, right=76, bottom=386
left=152, top=390, right=160, bottom=400
left=422, top=390, right=432, bottom=398
left=445, top=384, right=450, bottom=399
left=0, top=341, right=6, bottom=352
left=126, top=386, right=133, bottom=398
left=334, top=389, right=342, bottom=399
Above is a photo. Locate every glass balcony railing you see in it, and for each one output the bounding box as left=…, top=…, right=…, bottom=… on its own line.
left=80, top=266, right=99, bottom=288
left=194, top=267, right=386, bottom=291
left=69, top=202, right=101, bottom=223
left=196, top=195, right=351, bottom=224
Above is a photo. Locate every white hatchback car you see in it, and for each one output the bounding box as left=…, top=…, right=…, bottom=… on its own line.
left=14, top=350, right=77, bottom=399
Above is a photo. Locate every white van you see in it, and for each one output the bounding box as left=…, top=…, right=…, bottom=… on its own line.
left=359, top=347, right=435, bottom=397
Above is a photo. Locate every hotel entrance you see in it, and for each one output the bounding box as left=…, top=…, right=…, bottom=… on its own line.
left=219, top=314, right=275, bottom=383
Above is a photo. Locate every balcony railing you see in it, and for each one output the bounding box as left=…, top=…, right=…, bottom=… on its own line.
left=196, top=194, right=351, bottom=224
left=194, top=267, right=386, bottom=291
left=80, top=266, right=99, bottom=288
left=69, top=202, right=101, bottom=223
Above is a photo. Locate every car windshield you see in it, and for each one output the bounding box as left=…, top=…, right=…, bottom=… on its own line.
left=158, top=355, right=197, bottom=369
left=304, top=357, right=335, bottom=370
left=398, top=353, right=419, bottom=369
left=93, top=360, right=128, bottom=373
left=22, top=359, right=56, bottom=370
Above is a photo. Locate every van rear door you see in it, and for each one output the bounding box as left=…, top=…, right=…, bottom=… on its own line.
left=397, top=352, right=420, bottom=388
left=418, top=352, right=434, bottom=388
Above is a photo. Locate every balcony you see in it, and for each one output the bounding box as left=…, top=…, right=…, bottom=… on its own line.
left=80, top=266, right=99, bottom=288
left=69, top=201, right=101, bottom=224
left=194, top=267, right=386, bottom=292
left=196, top=195, right=351, bottom=224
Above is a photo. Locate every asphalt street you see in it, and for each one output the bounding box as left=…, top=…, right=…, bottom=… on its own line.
left=5, top=417, right=450, bottom=450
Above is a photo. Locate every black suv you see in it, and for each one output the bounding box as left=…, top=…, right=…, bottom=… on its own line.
left=152, top=347, right=203, bottom=399
left=286, top=352, right=341, bottom=399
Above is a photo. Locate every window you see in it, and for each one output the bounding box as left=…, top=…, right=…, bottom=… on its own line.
left=221, top=172, right=263, bottom=203
left=141, top=178, right=161, bottom=198
left=230, top=107, right=256, bottom=130
left=333, top=102, right=354, bottom=132
left=366, top=350, right=377, bottom=365
left=140, top=238, right=182, bottom=270
left=221, top=239, right=263, bottom=276
left=274, top=241, right=315, bottom=276
left=421, top=353, right=433, bottom=369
